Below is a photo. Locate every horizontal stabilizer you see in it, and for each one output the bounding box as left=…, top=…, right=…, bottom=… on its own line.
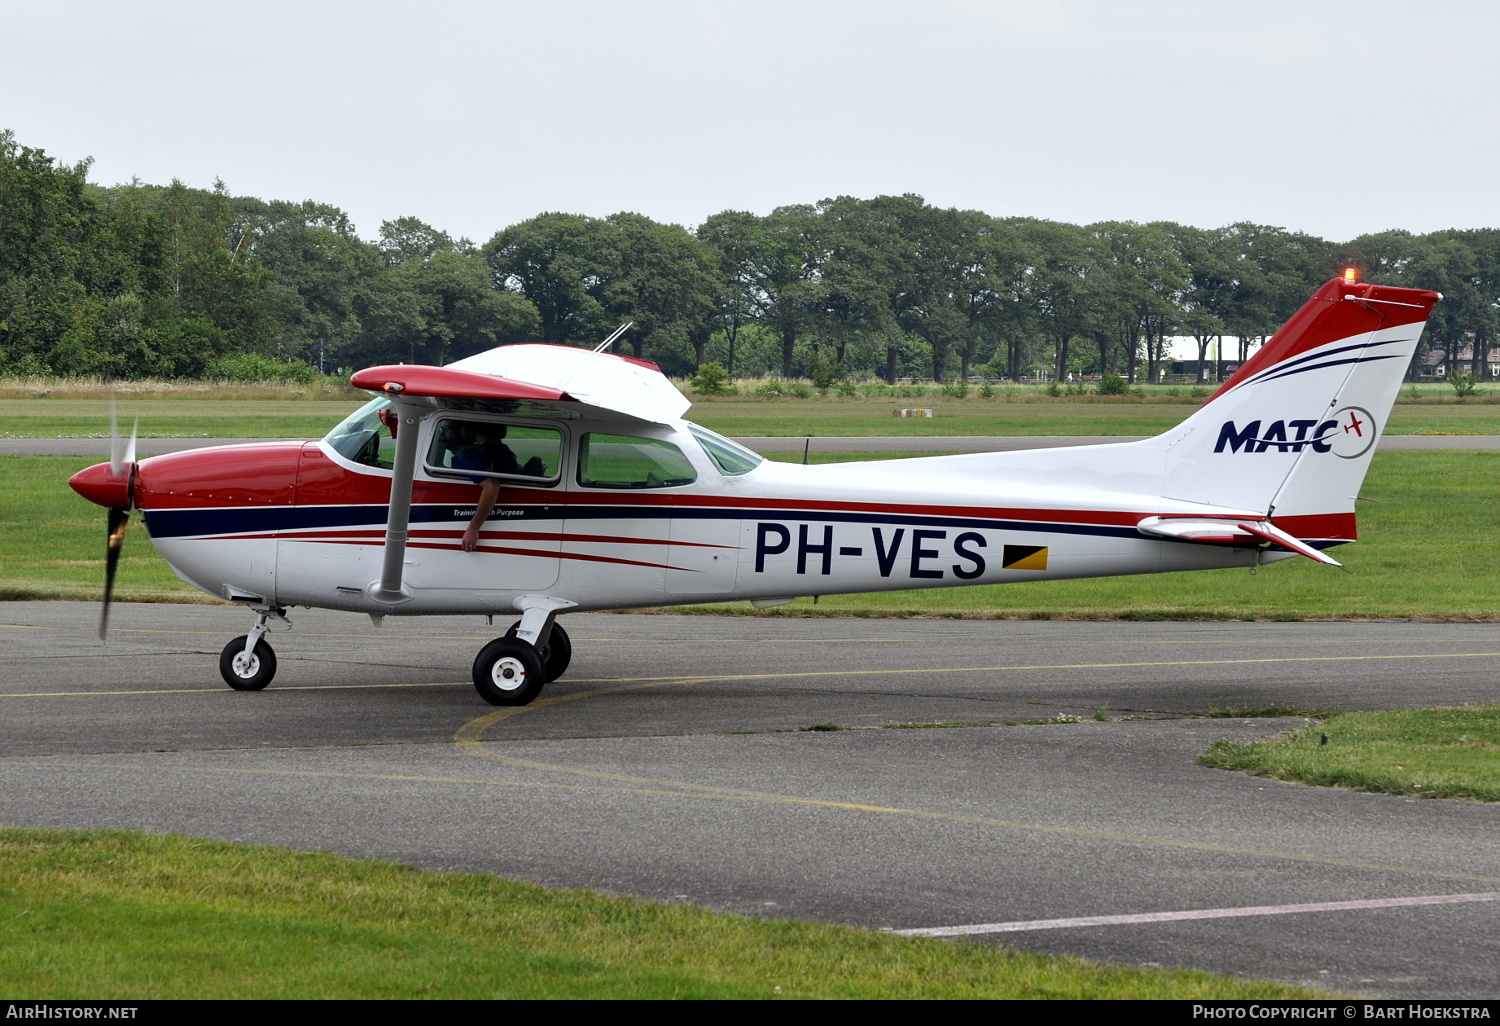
left=1136, top=516, right=1342, bottom=567
left=1235, top=520, right=1342, bottom=566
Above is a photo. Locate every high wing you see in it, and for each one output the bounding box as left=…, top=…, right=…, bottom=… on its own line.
left=348, top=345, right=694, bottom=606
left=349, top=344, right=691, bottom=425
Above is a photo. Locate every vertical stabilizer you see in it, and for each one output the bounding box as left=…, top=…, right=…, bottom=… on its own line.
left=1156, top=276, right=1440, bottom=542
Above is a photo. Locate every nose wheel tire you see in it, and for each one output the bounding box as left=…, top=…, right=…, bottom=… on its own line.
left=473, top=638, right=546, bottom=706
left=219, top=636, right=277, bottom=691
left=504, top=621, right=572, bottom=682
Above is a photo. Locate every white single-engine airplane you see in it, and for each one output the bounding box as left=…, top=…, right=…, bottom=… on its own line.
left=70, top=272, right=1440, bottom=706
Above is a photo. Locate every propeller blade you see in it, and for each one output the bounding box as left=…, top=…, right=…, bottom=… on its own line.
left=124, top=417, right=138, bottom=467
left=108, top=395, right=123, bottom=478
left=100, top=506, right=129, bottom=640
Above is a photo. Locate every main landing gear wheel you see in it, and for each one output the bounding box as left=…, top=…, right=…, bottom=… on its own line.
left=219, top=636, right=277, bottom=691
left=505, top=621, right=572, bottom=682
left=473, top=638, right=545, bottom=706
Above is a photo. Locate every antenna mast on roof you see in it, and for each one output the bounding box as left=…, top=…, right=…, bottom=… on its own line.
left=594, top=322, right=634, bottom=353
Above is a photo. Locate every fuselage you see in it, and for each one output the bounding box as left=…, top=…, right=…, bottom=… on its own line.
left=126, top=408, right=1294, bottom=617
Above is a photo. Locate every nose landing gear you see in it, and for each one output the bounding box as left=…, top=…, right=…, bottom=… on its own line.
left=220, top=635, right=277, bottom=690
left=219, top=607, right=289, bottom=691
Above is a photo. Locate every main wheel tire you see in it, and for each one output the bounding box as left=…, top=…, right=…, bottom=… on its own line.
left=219, top=636, right=277, bottom=691
left=505, top=621, right=572, bottom=682
left=473, top=638, right=546, bottom=706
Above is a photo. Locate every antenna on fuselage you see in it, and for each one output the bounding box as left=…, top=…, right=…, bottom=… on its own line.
left=594, top=322, right=634, bottom=353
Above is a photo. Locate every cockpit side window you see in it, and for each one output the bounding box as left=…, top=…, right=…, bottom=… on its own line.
left=577, top=433, right=697, bottom=489
left=425, top=418, right=562, bottom=484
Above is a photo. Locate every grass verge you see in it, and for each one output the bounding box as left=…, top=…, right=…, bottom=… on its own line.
left=1198, top=705, right=1500, bottom=802
left=0, top=399, right=363, bottom=440
left=687, top=398, right=1497, bottom=438
left=0, top=457, right=212, bottom=602
left=0, top=828, right=1317, bottom=999
left=2, top=394, right=1494, bottom=438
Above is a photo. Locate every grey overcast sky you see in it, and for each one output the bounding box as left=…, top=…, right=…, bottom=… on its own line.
left=4, top=1, right=1495, bottom=244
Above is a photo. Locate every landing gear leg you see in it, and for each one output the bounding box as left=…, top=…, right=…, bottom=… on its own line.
left=505, top=620, right=572, bottom=682
left=219, top=607, right=287, bottom=691
left=512, top=604, right=573, bottom=683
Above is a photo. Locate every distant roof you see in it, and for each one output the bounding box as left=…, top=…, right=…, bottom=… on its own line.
left=1422, top=345, right=1495, bottom=366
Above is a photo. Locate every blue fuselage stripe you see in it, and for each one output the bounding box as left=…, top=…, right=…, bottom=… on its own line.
left=142, top=503, right=1143, bottom=541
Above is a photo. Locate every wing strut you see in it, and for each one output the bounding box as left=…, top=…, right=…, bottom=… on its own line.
left=369, top=400, right=421, bottom=605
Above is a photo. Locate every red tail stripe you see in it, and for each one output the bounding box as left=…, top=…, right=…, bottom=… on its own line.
left=403, top=541, right=691, bottom=571
left=1207, top=278, right=1439, bottom=403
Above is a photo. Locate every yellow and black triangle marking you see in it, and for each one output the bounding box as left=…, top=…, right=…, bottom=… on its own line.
left=1002, top=545, right=1048, bottom=571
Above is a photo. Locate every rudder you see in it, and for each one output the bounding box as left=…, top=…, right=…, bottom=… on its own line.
left=1156, top=275, right=1440, bottom=543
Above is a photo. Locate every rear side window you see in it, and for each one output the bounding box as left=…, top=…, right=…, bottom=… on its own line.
left=426, top=419, right=562, bottom=482
left=577, top=434, right=697, bottom=489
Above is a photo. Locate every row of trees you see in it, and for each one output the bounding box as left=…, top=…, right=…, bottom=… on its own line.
left=0, top=131, right=538, bottom=380
left=3, top=130, right=1496, bottom=382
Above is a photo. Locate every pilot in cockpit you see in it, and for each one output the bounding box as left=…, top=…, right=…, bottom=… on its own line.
left=454, top=424, right=521, bottom=478
left=456, top=425, right=518, bottom=552
left=433, top=420, right=470, bottom=467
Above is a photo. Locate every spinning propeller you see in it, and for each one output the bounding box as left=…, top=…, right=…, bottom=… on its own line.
left=100, top=399, right=137, bottom=638
left=68, top=398, right=137, bottom=639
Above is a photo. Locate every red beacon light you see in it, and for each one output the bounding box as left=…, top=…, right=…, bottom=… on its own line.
left=1343, top=267, right=1359, bottom=283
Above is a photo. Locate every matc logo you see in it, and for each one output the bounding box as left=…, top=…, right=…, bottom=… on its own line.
left=1214, top=406, right=1377, bottom=459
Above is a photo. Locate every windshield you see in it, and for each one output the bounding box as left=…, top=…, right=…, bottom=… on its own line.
left=688, top=423, right=763, bottom=476
left=324, top=397, right=396, bottom=469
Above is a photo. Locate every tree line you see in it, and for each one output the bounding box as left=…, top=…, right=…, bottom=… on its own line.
left=3, top=130, right=1495, bottom=384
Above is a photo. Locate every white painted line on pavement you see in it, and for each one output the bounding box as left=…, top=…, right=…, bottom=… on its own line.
left=895, top=891, right=1500, bottom=937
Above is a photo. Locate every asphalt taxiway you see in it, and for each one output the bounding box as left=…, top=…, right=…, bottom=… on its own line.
left=1, top=602, right=1495, bottom=997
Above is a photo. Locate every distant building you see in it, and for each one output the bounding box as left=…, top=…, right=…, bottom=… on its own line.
left=1420, top=344, right=1498, bottom=379
left=1171, top=360, right=1243, bottom=380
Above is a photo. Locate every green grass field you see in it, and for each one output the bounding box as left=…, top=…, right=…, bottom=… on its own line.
left=3, top=394, right=1495, bottom=438
left=0, top=399, right=365, bottom=440
left=688, top=397, right=1500, bottom=437
left=5, top=451, right=1497, bottom=618
left=0, top=828, right=1316, bottom=999
left=1199, top=705, right=1500, bottom=802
